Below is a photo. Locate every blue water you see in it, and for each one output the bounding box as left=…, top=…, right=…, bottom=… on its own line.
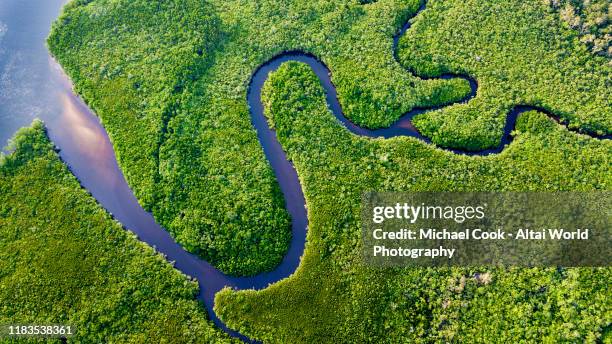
left=0, top=0, right=68, bottom=149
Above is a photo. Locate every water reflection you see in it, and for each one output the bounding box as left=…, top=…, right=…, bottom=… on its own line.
left=0, top=0, right=68, bottom=148
left=47, top=56, right=140, bottom=218
left=0, top=1, right=256, bottom=339
left=0, top=0, right=127, bottom=203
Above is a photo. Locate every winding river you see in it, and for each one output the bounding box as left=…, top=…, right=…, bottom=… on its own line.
left=1, top=1, right=609, bottom=342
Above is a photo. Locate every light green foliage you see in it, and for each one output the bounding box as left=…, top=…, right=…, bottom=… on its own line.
left=398, top=0, right=611, bottom=150
left=47, top=0, right=611, bottom=341
left=545, top=0, right=611, bottom=57
left=49, top=0, right=221, bottom=209
left=0, top=121, right=233, bottom=343
left=215, top=62, right=611, bottom=342
left=48, top=0, right=472, bottom=275
left=48, top=0, right=289, bottom=276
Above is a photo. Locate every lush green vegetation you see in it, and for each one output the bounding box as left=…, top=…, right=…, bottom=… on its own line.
left=215, top=61, right=611, bottom=342
left=48, top=0, right=471, bottom=276
left=47, top=0, right=611, bottom=342
left=0, top=121, right=233, bottom=343
left=47, top=0, right=290, bottom=276
left=398, top=0, right=611, bottom=150
left=545, top=0, right=610, bottom=58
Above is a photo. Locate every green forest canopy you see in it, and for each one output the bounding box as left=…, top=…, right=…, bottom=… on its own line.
left=215, top=60, right=610, bottom=343
left=43, top=0, right=612, bottom=342
left=48, top=0, right=610, bottom=276
left=0, top=121, right=233, bottom=343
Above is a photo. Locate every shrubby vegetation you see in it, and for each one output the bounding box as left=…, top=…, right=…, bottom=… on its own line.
left=47, top=0, right=610, bottom=341
left=48, top=0, right=293, bottom=276
left=545, top=0, right=610, bottom=57
left=48, top=0, right=472, bottom=275
left=398, top=0, right=611, bottom=150
left=215, top=62, right=611, bottom=342
left=0, top=121, right=233, bottom=343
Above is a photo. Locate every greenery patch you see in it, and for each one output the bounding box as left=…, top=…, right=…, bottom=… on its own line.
left=398, top=0, right=610, bottom=150
left=46, top=0, right=611, bottom=341
left=545, top=0, right=610, bottom=57
left=215, top=61, right=611, bottom=343
left=48, top=0, right=473, bottom=275
left=0, top=121, right=233, bottom=343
